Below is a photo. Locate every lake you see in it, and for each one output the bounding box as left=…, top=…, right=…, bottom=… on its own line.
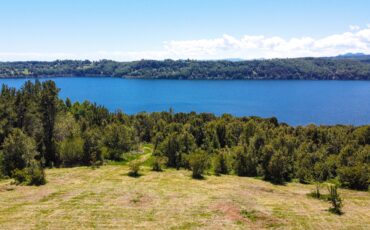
left=0, top=77, right=369, bottom=126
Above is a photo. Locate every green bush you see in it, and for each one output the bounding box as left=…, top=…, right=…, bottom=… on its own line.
left=338, top=165, right=369, bottom=191
left=308, top=182, right=325, bottom=199
left=0, top=154, right=4, bottom=179
left=27, top=160, right=46, bottom=185
left=103, top=123, right=138, bottom=160
left=59, top=137, right=84, bottom=167
left=128, top=160, right=141, bottom=177
left=188, top=150, right=209, bottom=179
left=233, top=146, right=248, bottom=176
left=12, top=160, right=46, bottom=186
left=83, top=130, right=104, bottom=167
left=267, top=150, right=291, bottom=184
left=12, top=168, right=28, bottom=184
left=213, top=150, right=230, bottom=175
left=327, top=184, right=343, bottom=215
left=152, top=156, right=168, bottom=172
left=1, top=128, right=38, bottom=176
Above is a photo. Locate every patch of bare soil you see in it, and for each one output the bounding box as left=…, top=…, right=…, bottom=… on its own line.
left=212, top=201, right=282, bottom=229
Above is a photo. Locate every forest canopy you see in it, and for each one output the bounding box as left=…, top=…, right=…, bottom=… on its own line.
left=0, top=81, right=369, bottom=190
left=1, top=56, right=370, bottom=80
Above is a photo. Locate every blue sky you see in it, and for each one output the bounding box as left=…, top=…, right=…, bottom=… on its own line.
left=1, top=0, right=370, bottom=60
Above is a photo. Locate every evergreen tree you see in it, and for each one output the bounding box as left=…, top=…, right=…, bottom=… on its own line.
left=213, top=149, right=230, bottom=175
left=188, top=149, right=209, bottom=179
left=83, top=129, right=103, bottom=166
left=0, top=128, right=38, bottom=176
left=40, top=81, right=60, bottom=167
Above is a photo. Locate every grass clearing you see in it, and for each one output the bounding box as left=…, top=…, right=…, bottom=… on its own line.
left=0, top=161, right=369, bottom=229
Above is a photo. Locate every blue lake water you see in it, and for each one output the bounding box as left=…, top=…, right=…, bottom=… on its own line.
left=0, top=77, right=369, bottom=126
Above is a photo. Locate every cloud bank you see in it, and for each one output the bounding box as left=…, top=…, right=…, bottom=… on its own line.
left=1, top=25, right=370, bottom=61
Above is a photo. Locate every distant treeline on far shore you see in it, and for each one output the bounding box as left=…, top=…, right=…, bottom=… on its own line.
left=1, top=55, right=370, bottom=80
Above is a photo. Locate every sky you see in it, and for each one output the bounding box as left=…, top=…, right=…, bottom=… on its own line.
left=1, top=0, right=370, bottom=61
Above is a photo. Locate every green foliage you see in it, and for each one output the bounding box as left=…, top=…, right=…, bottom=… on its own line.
left=187, top=150, right=209, bottom=179
left=353, top=126, right=370, bottom=145
left=213, top=149, right=230, bottom=175
left=54, top=112, right=80, bottom=142
left=157, top=130, right=196, bottom=169
left=1, top=58, right=370, bottom=80
left=0, top=128, right=38, bottom=176
left=12, top=160, right=46, bottom=186
left=58, top=137, right=84, bottom=167
left=0, top=80, right=369, bottom=191
left=0, top=128, right=46, bottom=185
left=26, top=160, right=46, bottom=185
left=152, top=155, right=168, bottom=172
left=327, top=184, right=343, bottom=215
left=240, top=210, right=257, bottom=222
left=337, top=145, right=369, bottom=190
left=11, top=168, right=27, bottom=184
left=308, top=183, right=322, bottom=199
left=338, top=165, right=369, bottom=191
left=83, top=129, right=103, bottom=167
left=128, top=160, right=141, bottom=177
left=267, top=150, right=291, bottom=184
left=40, top=81, right=59, bottom=167
left=233, top=145, right=259, bottom=177
left=103, top=123, right=138, bottom=160
left=233, top=146, right=249, bottom=176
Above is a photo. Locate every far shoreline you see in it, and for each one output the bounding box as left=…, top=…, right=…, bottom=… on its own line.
left=1, top=75, right=370, bottom=81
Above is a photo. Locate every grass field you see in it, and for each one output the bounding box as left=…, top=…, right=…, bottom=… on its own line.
left=0, top=149, right=369, bottom=229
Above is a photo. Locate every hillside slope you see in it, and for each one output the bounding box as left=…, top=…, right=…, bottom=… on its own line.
left=0, top=163, right=369, bottom=229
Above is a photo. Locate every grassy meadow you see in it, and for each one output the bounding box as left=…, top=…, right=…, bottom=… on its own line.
left=0, top=146, right=369, bottom=230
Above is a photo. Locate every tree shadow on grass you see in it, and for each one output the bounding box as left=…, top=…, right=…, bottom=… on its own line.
left=191, top=175, right=206, bottom=180
left=328, top=208, right=344, bottom=215
left=127, top=172, right=142, bottom=178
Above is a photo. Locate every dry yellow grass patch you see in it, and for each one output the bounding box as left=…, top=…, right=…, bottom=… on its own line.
left=0, top=164, right=369, bottom=229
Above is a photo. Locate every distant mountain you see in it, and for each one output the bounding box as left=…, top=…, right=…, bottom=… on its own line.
left=334, top=53, right=370, bottom=59
left=222, top=58, right=245, bottom=62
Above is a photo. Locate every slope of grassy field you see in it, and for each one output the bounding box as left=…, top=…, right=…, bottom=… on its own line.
left=0, top=150, right=369, bottom=229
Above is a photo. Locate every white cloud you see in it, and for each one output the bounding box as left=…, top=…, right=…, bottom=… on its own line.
left=349, top=25, right=360, bottom=31
left=1, top=26, right=370, bottom=61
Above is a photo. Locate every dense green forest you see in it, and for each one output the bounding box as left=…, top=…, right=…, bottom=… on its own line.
left=0, top=80, right=369, bottom=190
left=1, top=57, right=370, bottom=80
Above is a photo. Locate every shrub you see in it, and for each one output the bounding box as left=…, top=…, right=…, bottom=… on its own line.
left=0, top=154, right=5, bottom=179
left=128, top=160, right=141, bottom=177
left=12, top=168, right=28, bottom=184
left=233, top=146, right=248, bottom=176
left=213, top=150, right=230, bottom=175
left=327, top=184, right=343, bottom=215
left=1, top=128, right=38, bottom=176
left=267, top=150, right=291, bottom=184
left=59, top=137, right=84, bottom=167
left=83, top=130, right=103, bottom=167
left=338, top=165, right=369, bottom=191
left=103, top=123, right=138, bottom=160
left=26, top=160, right=46, bottom=185
left=188, top=150, right=209, bottom=179
left=309, top=182, right=322, bottom=199
left=295, top=153, right=314, bottom=184
left=12, top=160, right=46, bottom=186
left=152, top=156, right=168, bottom=172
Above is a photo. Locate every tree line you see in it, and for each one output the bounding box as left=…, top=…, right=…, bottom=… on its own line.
left=1, top=57, right=370, bottom=80
left=0, top=80, right=369, bottom=190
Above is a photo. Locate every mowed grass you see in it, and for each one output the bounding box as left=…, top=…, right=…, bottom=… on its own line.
left=0, top=155, right=369, bottom=229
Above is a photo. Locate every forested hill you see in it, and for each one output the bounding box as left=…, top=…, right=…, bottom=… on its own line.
left=1, top=57, right=370, bottom=80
